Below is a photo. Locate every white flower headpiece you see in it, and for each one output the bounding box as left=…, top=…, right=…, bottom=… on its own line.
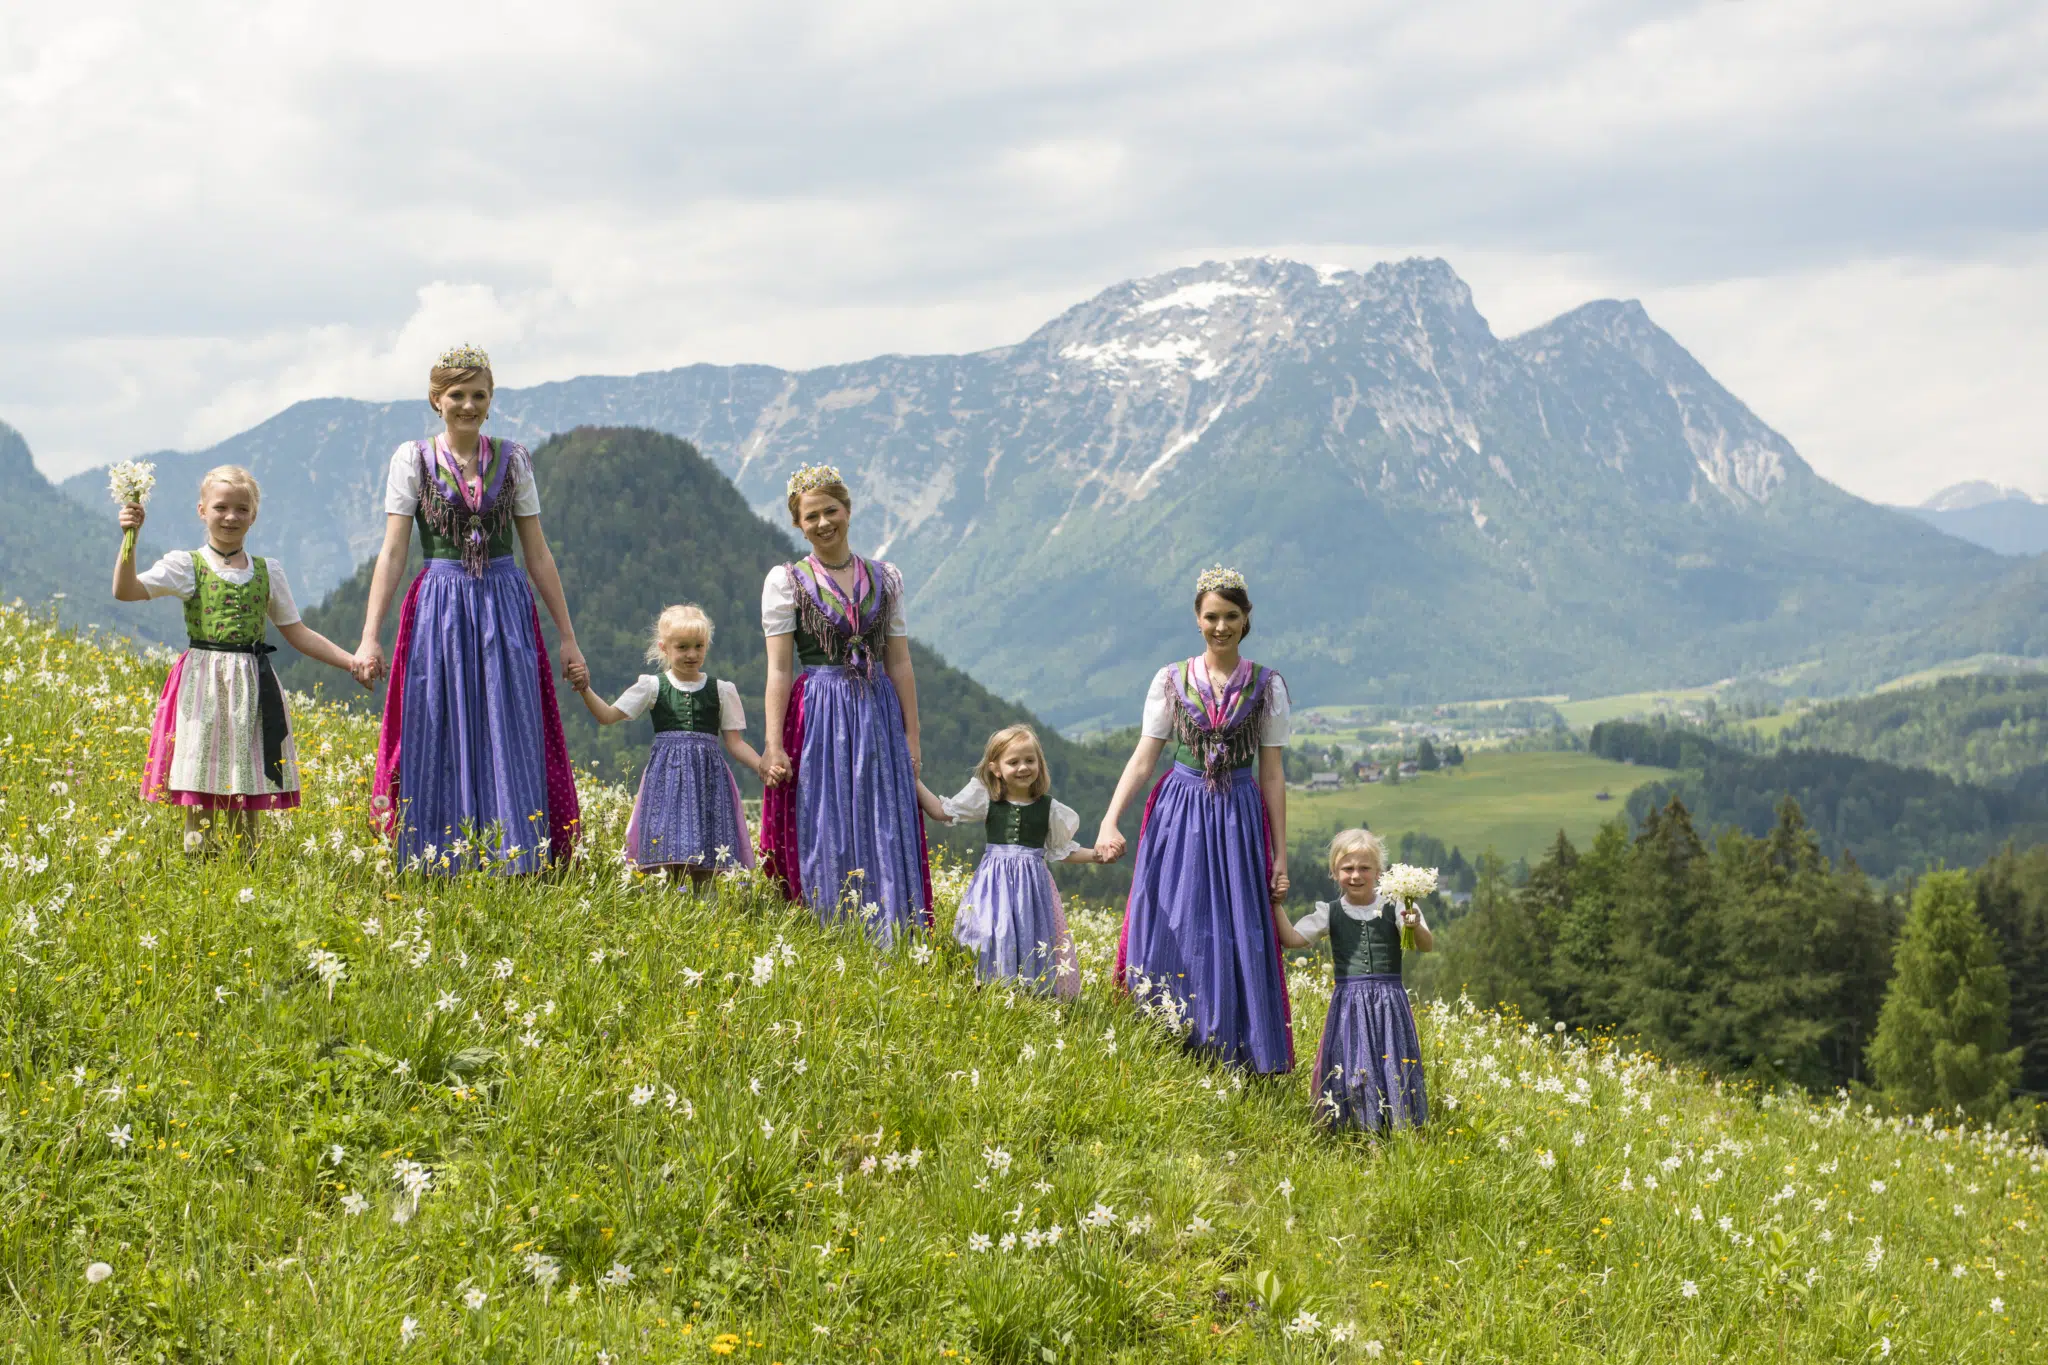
left=787, top=463, right=845, bottom=497
left=1195, top=564, right=1248, bottom=595
left=435, top=343, right=491, bottom=370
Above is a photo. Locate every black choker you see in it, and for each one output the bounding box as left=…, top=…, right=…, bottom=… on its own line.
left=207, top=542, right=245, bottom=560
left=817, top=553, right=856, bottom=570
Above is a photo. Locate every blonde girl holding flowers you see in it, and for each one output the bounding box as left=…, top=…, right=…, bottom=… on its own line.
left=917, top=725, right=1095, bottom=996
left=574, top=604, right=761, bottom=889
left=1279, top=829, right=1432, bottom=1132
left=113, top=466, right=360, bottom=850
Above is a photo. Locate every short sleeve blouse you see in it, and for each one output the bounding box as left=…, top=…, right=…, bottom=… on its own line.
left=383, top=439, right=542, bottom=518
left=136, top=549, right=302, bottom=626
left=935, top=779, right=1084, bottom=861
left=609, top=674, right=746, bottom=731
left=1137, top=665, right=1291, bottom=746
left=760, top=561, right=910, bottom=638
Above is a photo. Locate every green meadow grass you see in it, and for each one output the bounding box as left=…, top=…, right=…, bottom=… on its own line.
left=1288, top=752, right=1675, bottom=865
left=1, top=605, right=2042, bottom=1362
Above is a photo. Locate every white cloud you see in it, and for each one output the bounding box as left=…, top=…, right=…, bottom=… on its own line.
left=1, top=0, right=2042, bottom=504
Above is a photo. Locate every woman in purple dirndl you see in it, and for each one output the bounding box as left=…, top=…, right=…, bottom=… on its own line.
left=354, top=345, right=586, bottom=874
left=1096, top=567, right=1295, bottom=1073
left=758, top=464, right=932, bottom=946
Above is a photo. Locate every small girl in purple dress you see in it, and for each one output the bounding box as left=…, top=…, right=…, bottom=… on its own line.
left=574, top=604, right=762, bottom=890
left=1280, top=829, right=1433, bottom=1131
left=918, top=725, right=1097, bottom=996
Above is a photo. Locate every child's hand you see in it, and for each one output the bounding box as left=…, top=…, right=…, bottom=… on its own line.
left=118, top=504, right=145, bottom=532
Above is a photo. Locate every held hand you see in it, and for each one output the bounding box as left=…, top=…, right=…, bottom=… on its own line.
left=1270, top=863, right=1291, bottom=906
left=760, top=746, right=791, bottom=787
left=118, top=504, right=146, bottom=532
left=559, top=643, right=589, bottom=692
left=1095, top=825, right=1127, bottom=864
left=343, top=654, right=372, bottom=690
left=354, top=641, right=386, bottom=686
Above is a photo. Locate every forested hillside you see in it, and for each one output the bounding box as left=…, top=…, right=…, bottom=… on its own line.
left=1589, top=722, right=2048, bottom=878
left=1778, top=673, right=2048, bottom=791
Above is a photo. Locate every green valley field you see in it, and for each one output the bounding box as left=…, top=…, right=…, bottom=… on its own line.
left=1288, top=751, right=1675, bottom=865
left=3, top=606, right=2043, bottom=1362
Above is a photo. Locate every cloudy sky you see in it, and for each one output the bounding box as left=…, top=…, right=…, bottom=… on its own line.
left=3, top=0, right=2042, bottom=504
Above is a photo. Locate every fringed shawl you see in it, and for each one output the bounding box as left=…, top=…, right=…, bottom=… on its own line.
left=1165, top=656, right=1277, bottom=792
left=414, top=438, right=518, bottom=579
left=787, top=555, right=894, bottom=679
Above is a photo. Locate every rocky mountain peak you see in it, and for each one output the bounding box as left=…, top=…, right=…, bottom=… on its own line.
left=1508, top=298, right=1797, bottom=507
left=1921, top=480, right=2038, bottom=512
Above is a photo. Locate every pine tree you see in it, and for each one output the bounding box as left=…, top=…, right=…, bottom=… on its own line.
left=1417, top=738, right=1440, bottom=772
left=1867, top=870, right=2022, bottom=1120
left=1972, top=845, right=2048, bottom=1094
left=1609, top=798, right=1721, bottom=1059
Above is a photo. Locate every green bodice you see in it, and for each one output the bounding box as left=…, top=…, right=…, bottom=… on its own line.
left=1328, top=902, right=1404, bottom=978
left=183, top=553, right=269, bottom=645
left=793, top=616, right=835, bottom=669
left=416, top=440, right=517, bottom=561
left=651, top=676, right=725, bottom=735
left=985, top=795, right=1052, bottom=848
left=1172, top=740, right=1255, bottom=774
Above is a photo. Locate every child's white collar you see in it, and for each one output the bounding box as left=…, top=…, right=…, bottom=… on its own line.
left=1340, top=893, right=1385, bottom=921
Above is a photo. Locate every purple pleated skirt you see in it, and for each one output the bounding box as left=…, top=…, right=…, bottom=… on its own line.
left=790, top=665, right=930, bottom=948
left=1116, top=762, right=1293, bottom=1074
left=390, top=558, right=566, bottom=874
left=955, top=844, right=1080, bottom=997
left=625, top=731, right=754, bottom=872
left=1314, top=974, right=1429, bottom=1132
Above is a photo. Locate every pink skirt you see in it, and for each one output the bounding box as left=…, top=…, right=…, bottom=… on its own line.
left=141, top=651, right=300, bottom=812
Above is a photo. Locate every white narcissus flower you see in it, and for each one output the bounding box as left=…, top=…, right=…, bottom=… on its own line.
left=462, top=1288, right=487, bottom=1311
left=340, top=1193, right=369, bottom=1215
left=107, top=1124, right=132, bottom=1149
left=599, top=1262, right=633, bottom=1289
left=629, top=1085, right=654, bottom=1107
left=400, top=1316, right=419, bottom=1346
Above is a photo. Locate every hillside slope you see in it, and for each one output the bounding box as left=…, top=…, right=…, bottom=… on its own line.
left=4, top=605, right=2043, bottom=1360
left=1778, top=673, right=2048, bottom=791
left=1593, top=722, right=2048, bottom=878
left=0, top=421, right=175, bottom=645
left=52, top=258, right=2047, bottom=723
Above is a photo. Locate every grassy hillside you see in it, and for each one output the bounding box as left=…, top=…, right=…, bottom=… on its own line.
left=6, top=605, right=2044, bottom=1360
left=1287, top=752, right=1676, bottom=865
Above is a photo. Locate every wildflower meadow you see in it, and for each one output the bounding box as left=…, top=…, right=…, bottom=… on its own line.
left=1, top=604, right=2042, bottom=1361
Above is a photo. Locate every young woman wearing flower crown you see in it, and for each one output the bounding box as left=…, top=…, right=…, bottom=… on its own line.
left=758, top=465, right=931, bottom=945
left=1094, top=567, right=1295, bottom=1073
left=351, top=345, right=586, bottom=875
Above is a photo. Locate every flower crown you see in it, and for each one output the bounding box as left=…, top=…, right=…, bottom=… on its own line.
left=435, top=343, right=492, bottom=371
left=787, top=463, right=845, bottom=497
left=1195, top=564, right=1248, bottom=595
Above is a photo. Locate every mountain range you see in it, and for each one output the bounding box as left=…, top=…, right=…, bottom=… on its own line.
left=18, top=256, right=2048, bottom=725
left=1900, top=481, right=2048, bottom=558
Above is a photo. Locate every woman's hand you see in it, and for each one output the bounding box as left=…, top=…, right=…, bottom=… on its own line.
left=1095, top=824, right=1126, bottom=864
left=760, top=745, right=791, bottom=787
left=1270, top=861, right=1291, bottom=907
left=558, top=642, right=589, bottom=692
left=353, top=640, right=386, bottom=686
left=118, top=504, right=145, bottom=532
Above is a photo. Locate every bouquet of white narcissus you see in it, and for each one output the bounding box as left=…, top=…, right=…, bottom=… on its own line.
left=1378, top=862, right=1438, bottom=951
left=107, top=460, right=157, bottom=560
